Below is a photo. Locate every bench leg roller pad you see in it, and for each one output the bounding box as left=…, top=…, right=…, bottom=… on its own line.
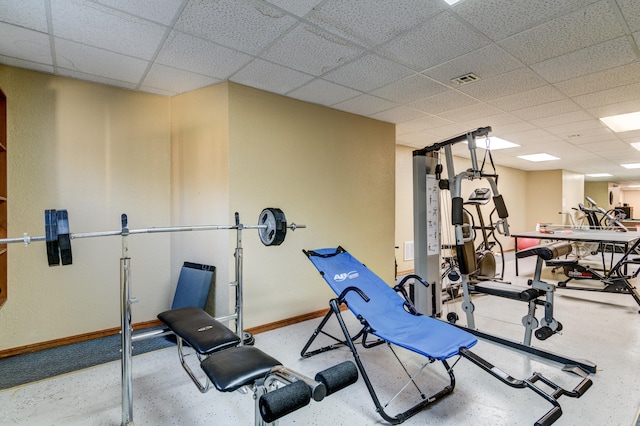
left=314, top=361, right=358, bottom=396
left=259, top=380, right=311, bottom=423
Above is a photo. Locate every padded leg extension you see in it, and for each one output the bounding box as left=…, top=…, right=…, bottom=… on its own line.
left=258, top=362, right=358, bottom=423
left=459, top=347, right=592, bottom=426
left=161, top=306, right=357, bottom=425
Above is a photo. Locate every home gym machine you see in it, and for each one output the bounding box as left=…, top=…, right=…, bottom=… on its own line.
left=0, top=207, right=347, bottom=425
left=413, top=126, right=596, bottom=375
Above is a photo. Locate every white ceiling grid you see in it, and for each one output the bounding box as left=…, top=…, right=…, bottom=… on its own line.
left=0, top=0, right=640, bottom=184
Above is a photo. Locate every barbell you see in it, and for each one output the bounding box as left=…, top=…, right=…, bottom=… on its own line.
left=5, top=207, right=304, bottom=267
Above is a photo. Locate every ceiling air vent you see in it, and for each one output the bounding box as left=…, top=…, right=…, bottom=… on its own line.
left=451, top=73, right=479, bottom=85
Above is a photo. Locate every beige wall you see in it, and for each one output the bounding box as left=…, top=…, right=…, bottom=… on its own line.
left=584, top=181, right=609, bottom=208
left=525, top=170, right=563, bottom=228
left=226, top=83, right=395, bottom=327
left=169, top=83, right=231, bottom=318
left=0, top=71, right=396, bottom=349
left=0, top=65, right=172, bottom=350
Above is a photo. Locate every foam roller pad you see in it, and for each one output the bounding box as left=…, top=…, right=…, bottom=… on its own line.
left=314, top=361, right=358, bottom=396
left=259, top=380, right=311, bottom=423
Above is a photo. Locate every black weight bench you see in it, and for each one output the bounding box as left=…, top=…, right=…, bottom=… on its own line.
left=158, top=306, right=357, bottom=425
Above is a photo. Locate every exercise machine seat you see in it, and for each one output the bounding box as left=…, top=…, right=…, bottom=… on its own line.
left=158, top=306, right=240, bottom=354
left=201, top=346, right=281, bottom=392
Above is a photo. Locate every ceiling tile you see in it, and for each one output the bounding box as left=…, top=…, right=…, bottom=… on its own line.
left=396, top=115, right=456, bottom=135
left=488, top=85, right=567, bottom=111
left=499, top=128, right=558, bottom=145
left=175, top=0, right=297, bottom=55
left=381, top=11, right=492, bottom=71
left=0, top=0, right=48, bottom=32
left=0, top=23, right=52, bottom=65
left=261, top=23, right=364, bottom=75
left=396, top=130, right=434, bottom=147
left=529, top=110, right=595, bottom=128
left=617, top=0, right=640, bottom=31
left=143, top=63, right=221, bottom=94
left=578, top=140, right=629, bottom=152
left=306, top=0, right=446, bottom=48
left=544, top=119, right=609, bottom=137
left=621, top=130, right=640, bottom=142
left=323, top=54, right=414, bottom=92
left=55, top=38, right=148, bottom=84
left=231, top=59, right=315, bottom=95
left=286, top=78, right=361, bottom=106
left=57, top=67, right=138, bottom=91
left=564, top=133, right=619, bottom=145
left=372, top=74, right=448, bottom=103
left=264, top=0, right=324, bottom=18
left=51, top=0, right=167, bottom=60
left=587, top=98, right=640, bottom=118
left=573, top=82, right=640, bottom=109
left=95, top=0, right=184, bottom=25
left=498, top=1, right=624, bottom=64
left=531, top=37, right=637, bottom=83
left=458, top=68, right=548, bottom=101
left=331, top=94, right=397, bottom=116
left=369, top=106, right=427, bottom=124
left=437, top=103, right=504, bottom=123
left=419, top=123, right=470, bottom=142
left=452, top=0, right=600, bottom=41
left=422, top=43, right=523, bottom=87
left=407, top=90, right=479, bottom=115
left=553, top=62, right=640, bottom=97
left=0, top=54, right=53, bottom=74
left=510, top=99, right=581, bottom=120
left=490, top=121, right=537, bottom=135
left=156, top=31, right=253, bottom=79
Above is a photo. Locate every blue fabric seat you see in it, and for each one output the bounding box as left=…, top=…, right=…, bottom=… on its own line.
left=306, top=247, right=477, bottom=359
left=301, top=246, right=592, bottom=425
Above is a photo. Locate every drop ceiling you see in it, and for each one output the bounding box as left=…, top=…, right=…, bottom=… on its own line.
left=1, top=0, right=640, bottom=187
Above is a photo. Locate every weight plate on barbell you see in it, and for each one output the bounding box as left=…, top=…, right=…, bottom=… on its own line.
left=258, top=208, right=287, bottom=246
left=45, top=209, right=60, bottom=266
left=57, top=210, right=73, bottom=266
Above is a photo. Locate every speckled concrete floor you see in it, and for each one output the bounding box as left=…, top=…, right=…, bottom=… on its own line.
left=1, top=255, right=639, bottom=425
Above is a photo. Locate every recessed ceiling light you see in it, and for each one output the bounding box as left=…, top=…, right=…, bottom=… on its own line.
left=443, top=0, right=463, bottom=5
left=586, top=173, right=613, bottom=177
left=627, top=185, right=640, bottom=188
left=466, top=136, right=520, bottom=150
left=517, top=153, right=560, bottom=162
left=631, top=142, right=640, bottom=151
left=600, top=111, right=640, bottom=132
left=621, top=163, right=640, bottom=169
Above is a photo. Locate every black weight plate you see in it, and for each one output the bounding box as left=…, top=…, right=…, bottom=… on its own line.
left=258, top=208, right=287, bottom=246
left=57, top=210, right=73, bottom=266
left=45, top=209, right=60, bottom=266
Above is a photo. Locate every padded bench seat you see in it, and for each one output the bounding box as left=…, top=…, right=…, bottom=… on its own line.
left=201, top=345, right=282, bottom=392
left=158, top=306, right=240, bottom=355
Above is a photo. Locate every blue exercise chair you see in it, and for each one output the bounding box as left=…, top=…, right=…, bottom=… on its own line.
left=301, top=247, right=592, bottom=425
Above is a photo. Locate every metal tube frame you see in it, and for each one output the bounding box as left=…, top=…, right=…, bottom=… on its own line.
left=118, top=215, right=253, bottom=425
left=0, top=212, right=304, bottom=426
